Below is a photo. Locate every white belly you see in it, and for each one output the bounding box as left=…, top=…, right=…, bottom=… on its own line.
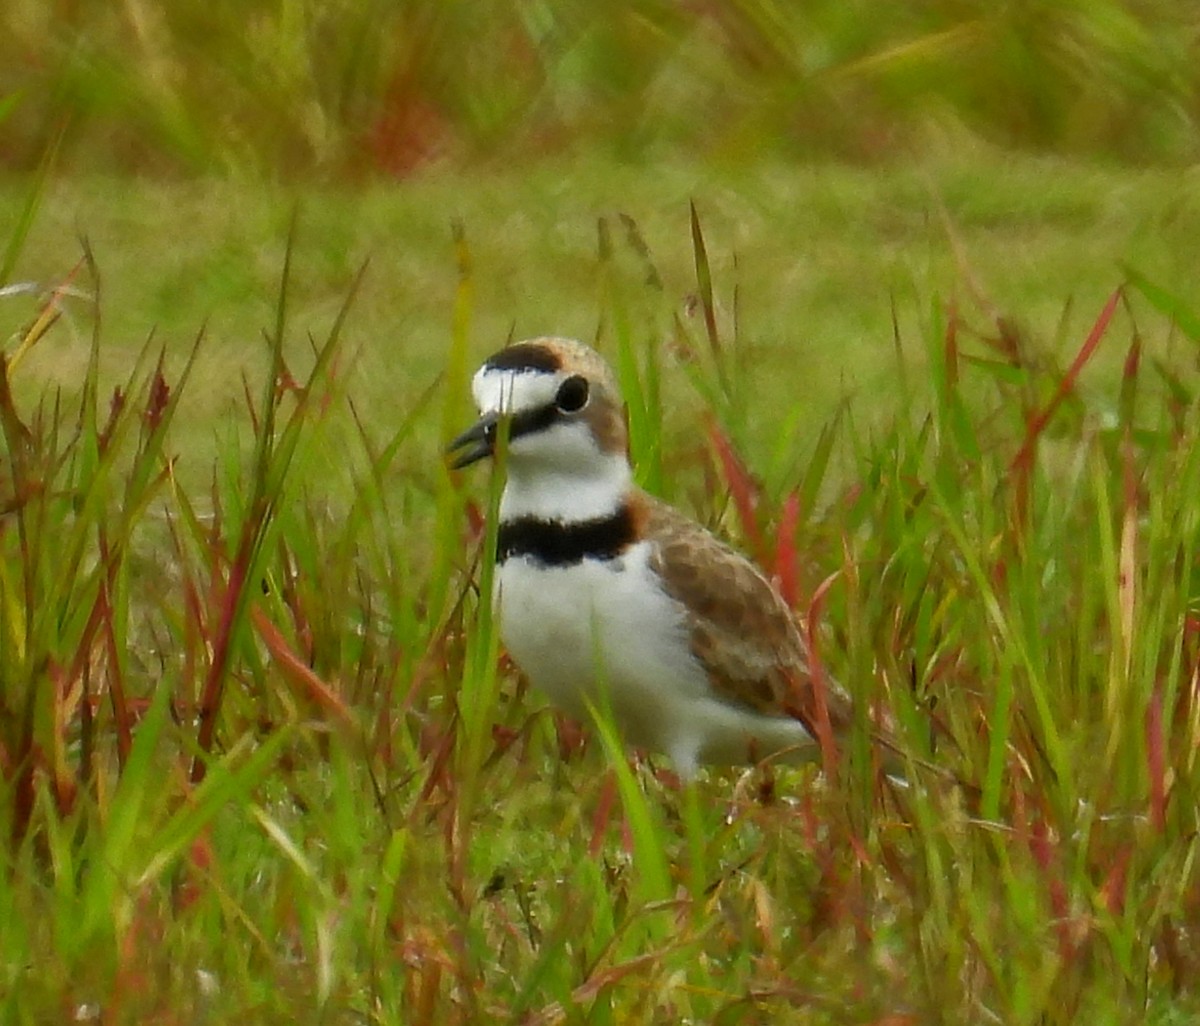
left=495, top=542, right=816, bottom=774
left=496, top=542, right=701, bottom=748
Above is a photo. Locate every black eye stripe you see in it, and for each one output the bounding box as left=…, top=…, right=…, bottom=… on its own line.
left=507, top=403, right=561, bottom=441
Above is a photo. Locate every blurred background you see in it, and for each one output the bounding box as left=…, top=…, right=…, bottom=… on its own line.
left=4, top=0, right=1200, bottom=473
left=3, top=0, right=1198, bottom=177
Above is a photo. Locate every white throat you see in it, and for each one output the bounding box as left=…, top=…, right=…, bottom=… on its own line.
left=500, top=451, right=632, bottom=523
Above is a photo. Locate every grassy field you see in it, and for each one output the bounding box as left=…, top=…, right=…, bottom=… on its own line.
left=3, top=157, right=1200, bottom=1023
left=9, top=156, right=1200, bottom=462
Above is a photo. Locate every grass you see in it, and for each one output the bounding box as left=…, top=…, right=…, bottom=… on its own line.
left=8, top=156, right=1200, bottom=470
left=3, top=157, right=1200, bottom=1022
left=2, top=0, right=1197, bottom=172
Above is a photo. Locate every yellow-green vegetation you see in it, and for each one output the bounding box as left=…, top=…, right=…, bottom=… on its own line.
left=4, top=1, right=1200, bottom=1017
left=2, top=159, right=1200, bottom=1024
left=2, top=0, right=1196, bottom=173
left=9, top=158, right=1200, bottom=470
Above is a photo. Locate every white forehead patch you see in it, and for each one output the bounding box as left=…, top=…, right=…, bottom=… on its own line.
left=471, top=366, right=560, bottom=415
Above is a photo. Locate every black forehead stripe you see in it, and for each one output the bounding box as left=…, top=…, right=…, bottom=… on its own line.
left=497, top=505, right=636, bottom=567
left=484, top=343, right=561, bottom=374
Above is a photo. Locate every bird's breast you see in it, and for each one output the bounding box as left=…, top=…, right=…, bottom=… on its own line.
left=494, top=540, right=704, bottom=734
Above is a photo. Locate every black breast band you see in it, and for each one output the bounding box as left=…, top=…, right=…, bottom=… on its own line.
left=497, top=504, right=636, bottom=566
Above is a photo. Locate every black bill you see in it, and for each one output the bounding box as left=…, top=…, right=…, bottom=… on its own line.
left=446, top=411, right=501, bottom=469
left=448, top=403, right=561, bottom=469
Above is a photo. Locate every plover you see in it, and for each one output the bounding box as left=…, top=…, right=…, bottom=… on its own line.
left=449, top=337, right=859, bottom=780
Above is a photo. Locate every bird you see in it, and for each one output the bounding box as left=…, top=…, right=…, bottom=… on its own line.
left=448, top=336, right=860, bottom=781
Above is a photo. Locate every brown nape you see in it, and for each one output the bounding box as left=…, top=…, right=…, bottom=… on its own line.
left=624, top=491, right=655, bottom=541
left=582, top=392, right=629, bottom=455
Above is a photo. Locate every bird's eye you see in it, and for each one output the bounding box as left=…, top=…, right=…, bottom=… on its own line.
left=555, top=375, right=590, bottom=413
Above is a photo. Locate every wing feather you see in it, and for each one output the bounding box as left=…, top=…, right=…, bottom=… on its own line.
left=639, top=494, right=853, bottom=740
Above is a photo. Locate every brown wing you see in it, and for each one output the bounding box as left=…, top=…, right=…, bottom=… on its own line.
left=638, top=493, right=853, bottom=739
